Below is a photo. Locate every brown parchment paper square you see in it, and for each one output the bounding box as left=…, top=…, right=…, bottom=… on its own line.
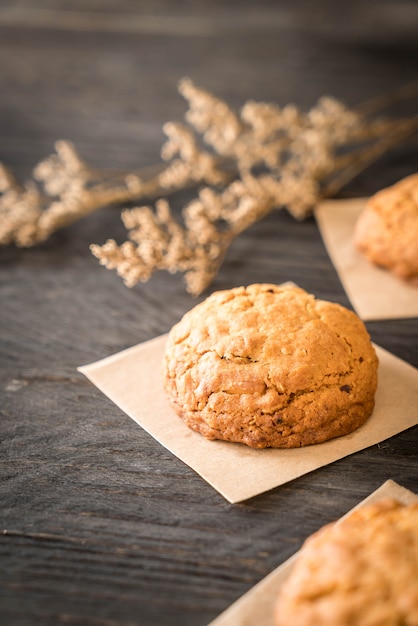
left=315, top=198, right=418, bottom=320
left=79, top=335, right=418, bottom=503
left=208, top=480, right=418, bottom=626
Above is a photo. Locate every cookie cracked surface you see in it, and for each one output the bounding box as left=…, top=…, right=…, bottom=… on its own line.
left=354, top=173, right=418, bottom=285
left=275, top=499, right=418, bottom=626
left=162, top=284, right=378, bottom=449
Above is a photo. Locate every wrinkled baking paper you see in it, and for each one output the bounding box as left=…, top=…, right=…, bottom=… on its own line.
left=79, top=335, right=418, bottom=503
left=208, top=480, right=418, bottom=626
left=315, top=198, right=418, bottom=320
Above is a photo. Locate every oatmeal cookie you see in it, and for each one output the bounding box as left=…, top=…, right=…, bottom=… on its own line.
left=162, top=284, right=378, bottom=448
left=275, top=498, right=418, bottom=626
left=354, top=173, right=418, bottom=285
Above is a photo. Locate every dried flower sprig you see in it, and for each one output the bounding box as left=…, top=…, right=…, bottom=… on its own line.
left=1, top=79, right=417, bottom=295
left=0, top=130, right=223, bottom=248
left=91, top=79, right=418, bottom=294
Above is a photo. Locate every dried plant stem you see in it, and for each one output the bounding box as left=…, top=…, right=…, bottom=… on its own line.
left=355, top=79, right=418, bottom=117
left=322, top=115, right=418, bottom=199
left=0, top=136, right=223, bottom=246
left=82, top=78, right=418, bottom=296
left=2, top=79, right=417, bottom=295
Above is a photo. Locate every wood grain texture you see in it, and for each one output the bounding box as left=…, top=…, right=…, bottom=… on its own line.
left=1, top=1, right=417, bottom=624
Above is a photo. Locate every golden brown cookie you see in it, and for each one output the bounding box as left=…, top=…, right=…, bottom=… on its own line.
left=162, top=284, right=378, bottom=448
left=354, top=173, right=418, bottom=285
left=274, top=498, right=418, bottom=626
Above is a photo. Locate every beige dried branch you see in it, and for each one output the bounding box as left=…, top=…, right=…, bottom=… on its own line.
left=0, top=126, right=225, bottom=247
left=90, top=169, right=320, bottom=295
left=91, top=80, right=418, bottom=294
left=2, top=78, right=417, bottom=296
left=91, top=197, right=235, bottom=296
left=159, top=121, right=231, bottom=188
left=322, top=114, right=418, bottom=198
left=0, top=140, right=152, bottom=246
left=0, top=165, right=44, bottom=246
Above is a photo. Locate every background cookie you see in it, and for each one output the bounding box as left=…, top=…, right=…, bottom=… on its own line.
left=354, top=173, right=418, bottom=285
left=274, top=499, right=418, bottom=626
left=162, top=284, right=378, bottom=449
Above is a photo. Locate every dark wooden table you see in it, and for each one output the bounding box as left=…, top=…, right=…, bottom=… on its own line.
left=1, top=2, right=417, bottom=625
